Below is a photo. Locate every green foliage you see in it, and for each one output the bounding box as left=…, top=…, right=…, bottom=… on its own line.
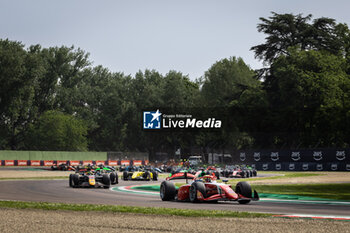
left=1, top=11, right=350, bottom=153
left=28, top=111, right=88, bottom=151
left=251, top=12, right=350, bottom=65
left=265, top=49, right=350, bottom=147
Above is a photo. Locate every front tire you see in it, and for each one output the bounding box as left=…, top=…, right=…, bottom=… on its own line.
left=73, top=174, right=80, bottom=188
left=160, top=181, right=176, bottom=201
left=236, top=181, right=252, bottom=204
left=102, top=174, right=111, bottom=189
left=69, top=174, right=74, bottom=187
left=189, top=182, right=206, bottom=203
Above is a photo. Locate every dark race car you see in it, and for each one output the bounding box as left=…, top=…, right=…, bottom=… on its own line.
left=160, top=175, right=259, bottom=204
left=95, top=165, right=119, bottom=184
left=222, top=165, right=253, bottom=178
left=51, top=163, right=75, bottom=171
left=69, top=167, right=111, bottom=188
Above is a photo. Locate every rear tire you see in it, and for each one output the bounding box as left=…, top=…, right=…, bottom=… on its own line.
left=110, top=172, right=116, bottom=184
left=189, top=182, right=206, bottom=203
left=236, top=181, right=252, bottom=204
left=160, top=181, right=176, bottom=201
left=215, top=171, right=220, bottom=180
left=115, top=173, right=119, bottom=184
left=152, top=172, right=158, bottom=181
left=123, top=171, right=128, bottom=181
left=143, top=171, right=150, bottom=181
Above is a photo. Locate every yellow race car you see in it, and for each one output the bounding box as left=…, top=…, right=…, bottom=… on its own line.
left=122, top=167, right=158, bottom=181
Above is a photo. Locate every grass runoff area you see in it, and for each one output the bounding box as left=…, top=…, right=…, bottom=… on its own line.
left=251, top=183, right=350, bottom=201
left=223, top=172, right=350, bottom=201
left=0, top=200, right=271, bottom=218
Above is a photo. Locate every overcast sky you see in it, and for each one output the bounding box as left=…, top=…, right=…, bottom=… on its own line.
left=1, top=0, right=350, bottom=80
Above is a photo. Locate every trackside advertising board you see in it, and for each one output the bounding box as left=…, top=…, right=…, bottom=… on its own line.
left=17, top=160, right=28, bottom=166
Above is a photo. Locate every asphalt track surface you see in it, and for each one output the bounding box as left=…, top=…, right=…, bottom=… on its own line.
left=1, top=178, right=350, bottom=216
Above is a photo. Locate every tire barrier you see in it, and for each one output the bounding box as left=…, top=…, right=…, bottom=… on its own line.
left=0, top=159, right=149, bottom=167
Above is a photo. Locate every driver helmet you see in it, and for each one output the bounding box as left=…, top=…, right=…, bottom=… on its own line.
left=204, top=176, right=211, bottom=183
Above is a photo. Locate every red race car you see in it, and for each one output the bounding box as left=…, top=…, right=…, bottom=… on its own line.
left=160, top=175, right=259, bottom=204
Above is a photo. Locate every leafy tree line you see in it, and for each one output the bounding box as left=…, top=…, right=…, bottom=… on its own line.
left=0, top=12, right=349, bottom=158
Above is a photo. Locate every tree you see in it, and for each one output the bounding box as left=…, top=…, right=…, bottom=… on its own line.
left=251, top=12, right=350, bottom=65
left=265, top=48, right=350, bottom=147
left=28, top=110, right=88, bottom=151
left=200, top=57, right=262, bottom=150
left=0, top=39, right=40, bottom=149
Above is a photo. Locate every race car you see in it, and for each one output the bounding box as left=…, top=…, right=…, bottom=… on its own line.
left=222, top=165, right=251, bottom=178
left=51, top=163, right=75, bottom=171
left=160, top=175, right=259, bottom=204
left=194, top=167, right=221, bottom=180
left=166, top=167, right=196, bottom=180
left=95, top=165, right=119, bottom=184
left=122, top=166, right=158, bottom=181
left=69, top=166, right=111, bottom=188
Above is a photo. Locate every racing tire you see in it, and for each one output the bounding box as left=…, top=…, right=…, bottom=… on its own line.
left=102, top=174, right=111, bottom=189
left=160, top=181, right=176, bottom=201
left=110, top=172, right=116, bottom=184
left=69, top=174, right=74, bottom=187
left=189, top=182, right=206, bottom=203
left=143, top=171, right=150, bottom=181
left=246, top=171, right=250, bottom=178
left=240, top=172, right=245, bottom=178
left=236, top=181, right=252, bottom=204
left=215, top=171, right=220, bottom=180
left=123, top=171, right=128, bottom=181
left=115, top=173, right=119, bottom=184
left=152, top=172, right=158, bottom=181
left=253, top=170, right=257, bottom=177
left=224, top=171, right=229, bottom=178
left=73, top=174, right=80, bottom=188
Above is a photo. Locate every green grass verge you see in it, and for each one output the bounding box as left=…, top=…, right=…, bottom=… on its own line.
left=0, top=176, right=68, bottom=180
left=251, top=183, right=350, bottom=201
left=0, top=200, right=271, bottom=218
